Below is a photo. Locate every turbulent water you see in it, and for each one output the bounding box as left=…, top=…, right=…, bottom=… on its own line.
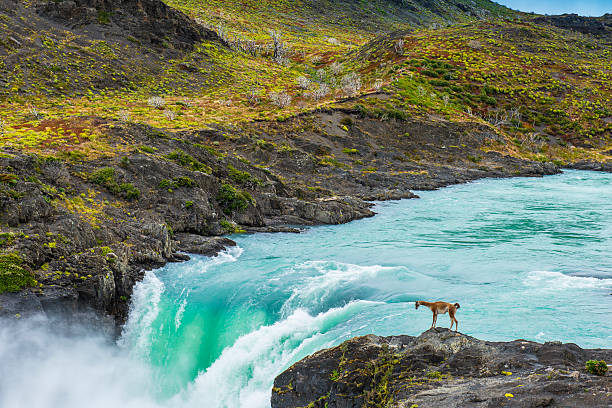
left=1, top=170, right=611, bottom=408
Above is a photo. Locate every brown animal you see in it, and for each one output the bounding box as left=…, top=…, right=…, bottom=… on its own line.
left=415, top=301, right=460, bottom=331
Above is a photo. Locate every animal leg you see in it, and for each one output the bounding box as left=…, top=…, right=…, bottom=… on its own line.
left=431, top=312, right=436, bottom=328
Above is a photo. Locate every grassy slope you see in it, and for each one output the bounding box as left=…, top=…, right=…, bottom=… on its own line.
left=0, top=0, right=609, bottom=163
left=342, top=20, right=612, bottom=163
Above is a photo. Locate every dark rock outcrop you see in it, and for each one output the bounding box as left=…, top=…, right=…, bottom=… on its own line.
left=272, top=329, right=612, bottom=408
left=533, top=14, right=612, bottom=40
left=175, top=234, right=237, bottom=256
left=38, top=0, right=221, bottom=48
left=564, top=160, right=612, bottom=172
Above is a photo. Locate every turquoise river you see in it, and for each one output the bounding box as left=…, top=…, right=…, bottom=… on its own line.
left=0, top=170, right=611, bottom=408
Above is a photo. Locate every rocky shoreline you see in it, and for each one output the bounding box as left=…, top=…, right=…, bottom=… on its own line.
left=0, top=111, right=566, bottom=324
left=272, top=328, right=612, bottom=408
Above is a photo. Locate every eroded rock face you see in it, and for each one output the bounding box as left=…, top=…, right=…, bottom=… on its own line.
left=272, top=329, right=612, bottom=408
left=38, top=0, right=221, bottom=48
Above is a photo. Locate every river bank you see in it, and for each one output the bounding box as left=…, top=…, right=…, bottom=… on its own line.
left=0, top=111, right=563, bottom=322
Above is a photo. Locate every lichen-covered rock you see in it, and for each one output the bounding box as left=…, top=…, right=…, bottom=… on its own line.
left=272, top=329, right=612, bottom=408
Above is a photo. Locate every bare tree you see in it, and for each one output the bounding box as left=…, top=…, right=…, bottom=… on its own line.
left=147, top=96, right=165, bottom=109
left=374, top=79, right=383, bottom=92
left=217, top=24, right=229, bottom=43
left=310, top=83, right=330, bottom=101
left=486, top=108, right=522, bottom=128
left=216, top=99, right=232, bottom=107
left=329, top=61, right=343, bottom=75
left=508, top=107, right=522, bottom=127
left=242, top=39, right=261, bottom=57
left=316, top=68, right=327, bottom=83
left=27, top=104, right=42, bottom=120
left=341, top=73, right=362, bottom=97
left=226, top=34, right=262, bottom=57
left=163, top=110, right=176, bottom=121
left=467, top=39, right=483, bottom=50
left=269, top=30, right=290, bottom=65
left=117, top=110, right=130, bottom=121
left=269, top=91, right=292, bottom=108
left=394, top=39, right=405, bottom=55
left=247, top=85, right=262, bottom=105
left=296, top=76, right=311, bottom=90
left=486, top=110, right=509, bottom=127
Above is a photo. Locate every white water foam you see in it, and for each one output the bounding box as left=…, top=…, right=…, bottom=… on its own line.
left=0, top=316, right=162, bottom=408
left=182, top=300, right=381, bottom=408
left=177, top=246, right=244, bottom=279
left=280, top=261, right=399, bottom=317
left=524, top=270, right=612, bottom=290
left=175, top=297, right=188, bottom=331
left=119, top=271, right=165, bottom=359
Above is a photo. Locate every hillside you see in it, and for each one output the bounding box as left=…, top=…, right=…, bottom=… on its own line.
left=0, top=0, right=611, bottom=319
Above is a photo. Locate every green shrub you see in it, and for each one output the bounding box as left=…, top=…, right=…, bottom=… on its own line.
left=159, top=179, right=172, bottom=189
left=100, top=246, right=113, bottom=256
left=429, top=79, right=450, bottom=87
left=256, top=139, right=275, bottom=150
left=586, top=360, right=608, bottom=376
left=120, top=183, right=140, bottom=200
left=217, top=184, right=253, bottom=215
left=443, top=72, right=455, bottom=80
left=159, top=177, right=195, bottom=190
left=479, top=95, right=497, bottom=106
left=173, top=176, right=195, bottom=188
left=226, top=165, right=252, bottom=184
left=88, top=167, right=115, bottom=186
left=340, top=117, right=353, bottom=127
left=220, top=219, right=236, bottom=233
left=97, top=10, right=111, bottom=24
left=0, top=253, right=36, bottom=294
left=0, top=173, right=18, bottom=186
left=139, top=145, right=156, bottom=153
left=426, top=371, right=446, bottom=379
left=89, top=168, right=139, bottom=200
left=342, top=148, right=359, bottom=154
left=165, top=149, right=211, bottom=173
left=0, top=233, right=16, bottom=247
left=184, top=200, right=194, bottom=209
